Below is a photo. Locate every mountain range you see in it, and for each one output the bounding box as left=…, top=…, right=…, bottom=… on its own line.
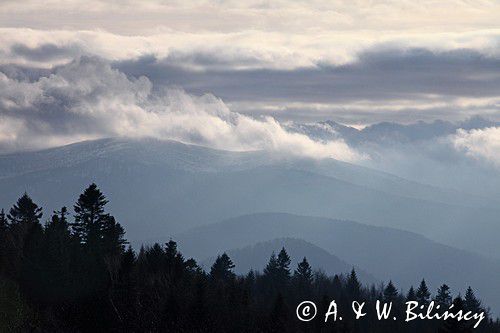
left=0, top=138, right=498, bottom=259
left=200, top=237, right=376, bottom=283
left=1, top=137, right=500, bottom=312
left=178, top=212, right=500, bottom=314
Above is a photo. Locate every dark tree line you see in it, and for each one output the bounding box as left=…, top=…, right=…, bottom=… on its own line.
left=0, top=184, right=499, bottom=332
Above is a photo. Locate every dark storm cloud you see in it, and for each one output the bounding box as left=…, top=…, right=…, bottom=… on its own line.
left=10, top=43, right=83, bottom=62
left=114, top=47, right=500, bottom=105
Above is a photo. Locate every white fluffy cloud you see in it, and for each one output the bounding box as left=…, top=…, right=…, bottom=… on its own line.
left=2, top=28, right=500, bottom=70
left=452, top=127, right=500, bottom=166
left=0, top=56, right=364, bottom=161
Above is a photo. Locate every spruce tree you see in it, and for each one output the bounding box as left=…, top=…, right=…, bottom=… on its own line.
left=72, top=183, right=110, bottom=247
left=71, top=183, right=126, bottom=324
left=464, top=286, right=482, bottom=312
left=165, top=240, right=189, bottom=282
left=383, top=280, right=398, bottom=302
left=42, top=207, right=74, bottom=302
left=276, top=247, right=291, bottom=282
left=347, top=268, right=362, bottom=299
left=7, top=193, right=42, bottom=227
left=72, top=184, right=126, bottom=256
left=264, top=252, right=279, bottom=277
left=435, top=284, right=452, bottom=308
left=7, top=194, right=44, bottom=300
left=210, top=253, right=235, bottom=281
left=101, top=216, right=126, bottom=256
left=294, top=257, right=313, bottom=285
left=45, top=207, right=69, bottom=234
left=406, top=286, right=416, bottom=302
left=416, top=279, right=431, bottom=305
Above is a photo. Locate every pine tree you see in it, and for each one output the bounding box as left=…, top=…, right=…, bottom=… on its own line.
left=42, top=207, right=74, bottom=302
left=383, top=280, right=398, bottom=302
left=165, top=240, right=179, bottom=261
left=101, top=216, right=127, bottom=256
left=416, top=279, right=431, bottom=305
left=7, top=194, right=45, bottom=300
left=435, top=284, right=452, bottom=308
left=165, top=240, right=190, bottom=282
left=464, top=286, right=481, bottom=312
left=264, top=252, right=279, bottom=277
left=6, top=194, right=44, bottom=275
left=72, top=184, right=126, bottom=256
left=276, top=247, right=291, bottom=282
left=347, top=268, right=362, bottom=299
left=45, top=207, right=69, bottom=234
left=210, top=253, right=235, bottom=281
left=7, top=193, right=43, bottom=226
left=71, top=184, right=126, bottom=327
left=293, top=257, right=313, bottom=286
left=406, top=286, right=416, bottom=302
left=72, top=183, right=110, bottom=247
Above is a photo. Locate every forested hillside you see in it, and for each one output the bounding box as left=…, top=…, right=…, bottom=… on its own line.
left=0, top=184, right=498, bottom=332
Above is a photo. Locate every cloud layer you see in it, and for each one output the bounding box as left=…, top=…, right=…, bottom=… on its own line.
left=0, top=56, right=363, bottom=161
left=453, top=127, right=500, bottom=167
left=1, top=0, right=500, bottom=169
left=2, top=0, right=500, bottom=125
left=3, top=28, right=500, bottom=124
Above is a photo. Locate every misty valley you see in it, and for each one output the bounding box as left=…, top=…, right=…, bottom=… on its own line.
left=0, top=184, right=497, bottom=332
left=1, top=138, right=500, bottom=332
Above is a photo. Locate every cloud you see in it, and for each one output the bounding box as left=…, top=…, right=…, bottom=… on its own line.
left=114, top=47, right=500, bottom=123
left=0, top=56, right=364, bottom=161
left=2, top=1, right=500, bottom=138
left=1, top=19, right=500, bottom=124
left=2, top=0, right=500, bottom=35
left=452, top=127, right=500, bottom=166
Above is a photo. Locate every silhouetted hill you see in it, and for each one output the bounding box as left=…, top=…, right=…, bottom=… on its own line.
left=177, top=212, right=500, bottom=314
left=0, top=138, right=499, bottom=258
left=201, top=237, right=377, bottom=284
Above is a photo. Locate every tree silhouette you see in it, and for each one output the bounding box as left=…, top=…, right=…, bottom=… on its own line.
left=42, top=207, right=74, bottom=302
left=464, top=286, right=482, bottom=313
left=264, top=252, right=279, bottom=277
left=72, top=183, right=111, bottom=248
left=406, top=286, right=416, bottom=302
left=439, top=296, right=473, bottom=333
left=383, top=280, right=398, bottom=302
left=210, top=253, right=235, bottom=281
left=416, top=279, right=431, bottom=305
left=277, top=247, right=291, bottom=283
left=294, top=257, right=313, bottom=285
left=347, top=268, right=362, bottom=299
left=435, top=284, right=452, bottom=308
left=0, top=186, right=498, bottom=332
left=7, top=193, right=42, bottom=226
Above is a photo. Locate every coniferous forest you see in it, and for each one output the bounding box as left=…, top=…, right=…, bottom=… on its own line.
left=1, top=184, right=499, bottom=332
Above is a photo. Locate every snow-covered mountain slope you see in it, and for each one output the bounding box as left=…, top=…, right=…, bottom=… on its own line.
left=0, top=138, right=499, bottom=259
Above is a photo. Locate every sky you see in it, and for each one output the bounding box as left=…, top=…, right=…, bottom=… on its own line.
left=1, top=0, right=500, bottom=167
